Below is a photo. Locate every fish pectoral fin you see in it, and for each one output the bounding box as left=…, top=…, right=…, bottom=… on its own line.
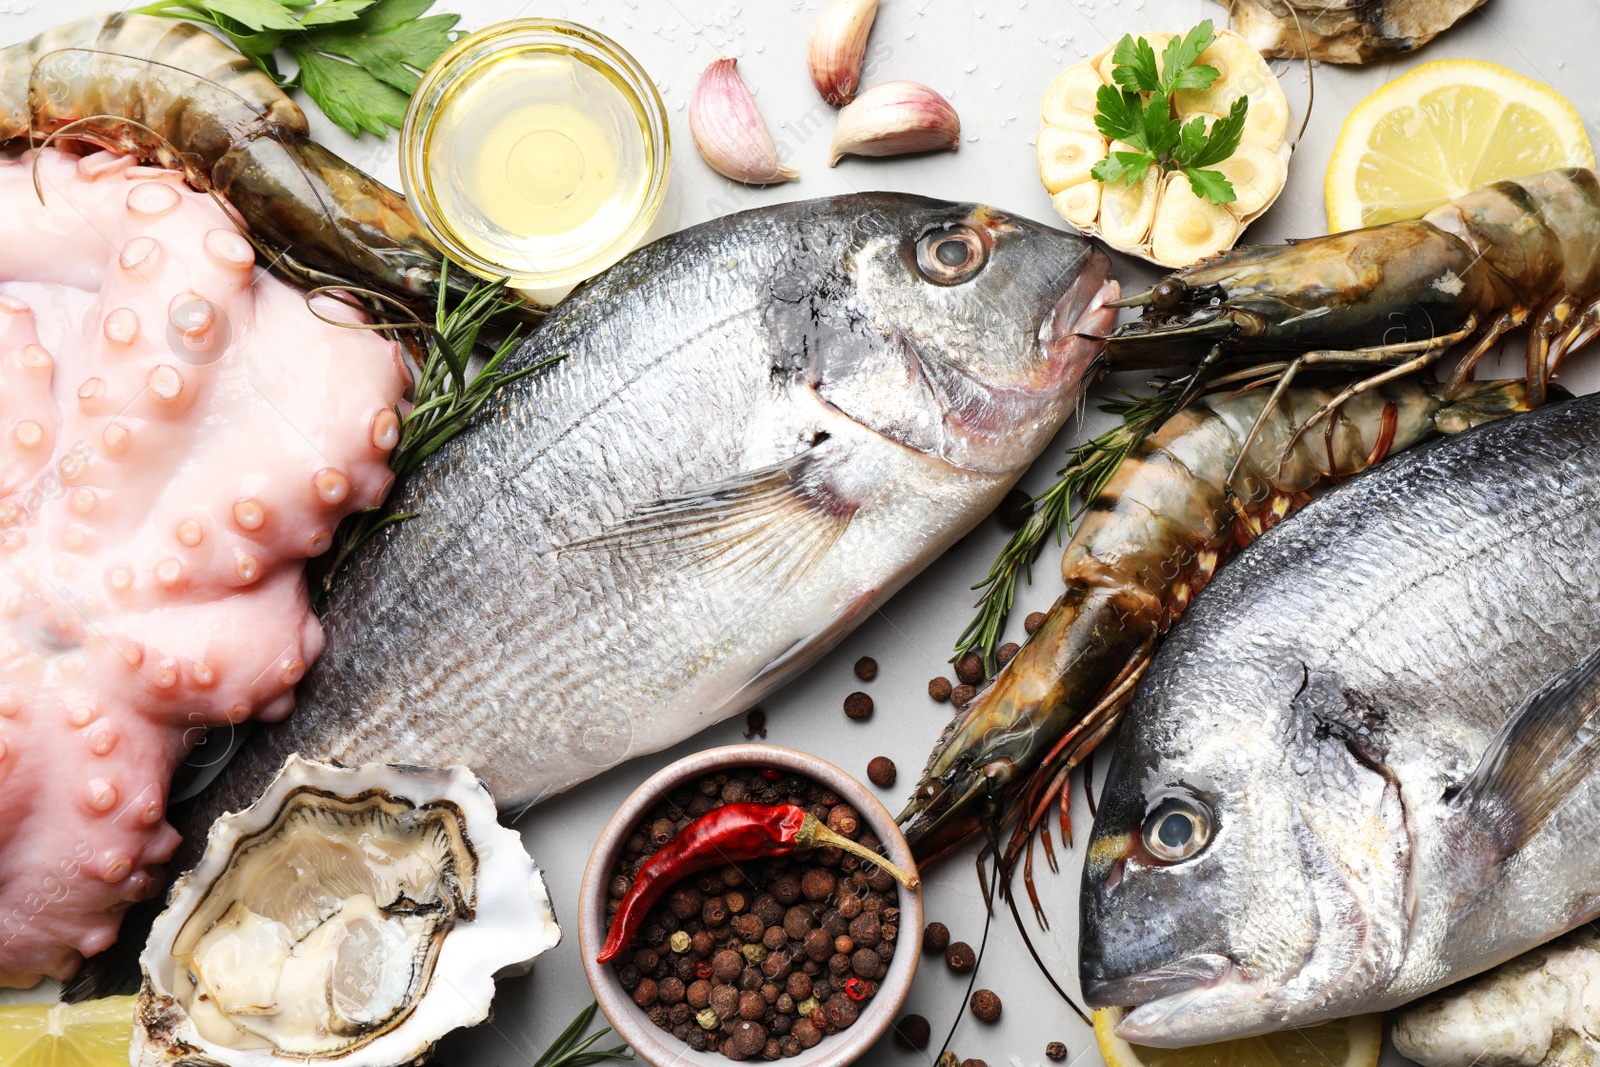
left=1450, top=644, right=1600, bottom=862
left=560, top=447, right=858, bottom=594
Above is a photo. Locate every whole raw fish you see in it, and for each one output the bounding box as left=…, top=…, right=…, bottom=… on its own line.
left=191, top=193, right=1115, bottom=821
left=1080, top=393, right=1600, bottom=1046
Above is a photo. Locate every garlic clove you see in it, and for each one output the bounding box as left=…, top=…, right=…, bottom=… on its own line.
left=690, top=57, right=799, bottom=185
left=1150, top=171, right=1240, bottom=266
left=828, top=81, right=961, bottom=166
left=807, top=0, right=881, bottom=106
left=1037, top=127, right=1106, bottom=193
left=1052, top=181, right=1102, bottom=231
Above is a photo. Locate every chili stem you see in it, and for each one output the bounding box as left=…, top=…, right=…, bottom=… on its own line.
left=793, top=814, right=921, bottom=890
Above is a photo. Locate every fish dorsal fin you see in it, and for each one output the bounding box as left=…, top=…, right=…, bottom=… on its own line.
left=560, top=443, right=858, bottom=595
left=1450, top=645, right=1600, bottom=862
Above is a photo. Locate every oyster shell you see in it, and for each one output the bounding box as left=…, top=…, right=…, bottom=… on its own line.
left=1232, top=0, right=1486, bottom=64
left=134, top=757, right=560, bottom=1066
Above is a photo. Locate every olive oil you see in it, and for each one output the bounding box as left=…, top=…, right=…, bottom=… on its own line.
left=402, top=22, right=670, bottom=297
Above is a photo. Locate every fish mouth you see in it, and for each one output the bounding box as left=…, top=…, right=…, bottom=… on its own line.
left=1039, top=267, right=1119, bottom=390
left=1085, top=955, right=1274, bottom=1048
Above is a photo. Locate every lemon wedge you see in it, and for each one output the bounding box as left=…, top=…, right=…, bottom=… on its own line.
left=1325, top=59, right=1594, bottom=233
left=1093, top=1007, right=1383, bottom=1067
left=0, top=996, right=137, bottom=1067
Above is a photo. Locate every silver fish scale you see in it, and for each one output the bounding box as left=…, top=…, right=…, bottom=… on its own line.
left=182, top=194, right=1105, bottom=835
left=1089, top=393, right=1600, bottom=1032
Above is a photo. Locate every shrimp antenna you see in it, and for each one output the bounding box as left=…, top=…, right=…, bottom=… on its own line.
left=935, top=827, right=1001, bottom=1064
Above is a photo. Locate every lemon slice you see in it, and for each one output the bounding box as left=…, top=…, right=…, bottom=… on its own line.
left=1094, top=1007, right=1383, bottom=1067
left=1325, top=59, right=1594, bottom=232
left=0, top=996, right=137, bottom=1067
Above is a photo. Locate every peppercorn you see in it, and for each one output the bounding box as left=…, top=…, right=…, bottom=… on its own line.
left=955, top=652, right=985, bottom=685
left=782, top=906, right=813, bottom=940
left=786, top=971, right=811, bottom=1000
left=853, top=656, right=878, bottom=681
left=842, top=692, right=873, bottom=720
left=928, top=676, right=953, bottom=701
left=659, top=977, right=686, bottom=1005
left=720, top=864, right=743, bottom=887
left=713, top=949, right=744, bottom=982
left=732, top=914, right=764, bottom=942
left=634, top=948, right=660, bottom=972
left=970, top=988, right=1002, bottom=1023
left=727, top=1020, right=767, bottom=1058
left=946, top=941, right=977, bottom=972
left=823, top=994, right=858, bottom=1030
left=692, top=930, right=716, bottom=957
left=951, top=683, right=976, bottom=707
left=780, top=1036, right=802, bottom=1057
left=838, top=892, right=863, bottom=920
left=997, top=488, right=1033, bottom=529
left=668, top=885, right=702, bottom=919
left=875, top=941, right=894, bottom=963
left=742, top=943, right=767, bottom=965
left=851, top=947, right=883, bottom=979
left=763, top=1037, right=783, bottom=1061
left=762, top=925, right=787, bottom=951
left=710, top=985, right=741, bottom=1019
left=633, top=978, right=659, bottom=1007
left=849, top=913, right=880, bottom=947
left=801, top=868, right=836, bottom=901
left=894, top=1013, right=932, bottom=1050
left=803, top=927, right=832, bottom=962
left=670, top=930, right=691, bottom=953
left=828, top=952, right=850, bottom=976
left=1047, top=1041, right=1068, bottom=1061
left=1025, top=611, right=1047, bottom=635
left=792, top=1020, right=822, bottom=1049
left=740, top=966, right=764, bottom=992
left=866, top=756, right=897, bottom=788
left=771, top=873, right=801, bottom=905
left=826, top=805, right=858, bottom=836
left=609, top=873, right=630, bottom=898
left=752, top=894, right=784, bottom=926
left=820, top=908, right=848, bottom=939
left=703, top=896, right=729, bottom=926
left=687, top=979, right=712, bottom=1009
left=725, top=889, right=748, bottom=915
left=998, top=641, right=1020, bottom=667
left=738, top=989, right=766, bottom=1021
left=865, top=865, right=895, bottom=892
left=761, top=949, right=792, bottom=981
left=649, top=1004, right=670, bottom=1028
left=834, top=934, right=854, bottom=956
left=625, top=832, right=646, bottom=855
left=675, top=955, right=698, bottom=981
left=963, top=1060, right=989, bottom=1067
left=881, top=922, right=897, bottom=943
left=650, top=817, right=676, bottom=846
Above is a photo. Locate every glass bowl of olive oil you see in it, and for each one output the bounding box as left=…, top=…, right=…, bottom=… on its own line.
left=401, top=20, right=670, bottom=297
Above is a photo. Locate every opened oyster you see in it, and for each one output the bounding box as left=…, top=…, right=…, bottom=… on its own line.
left=134, top=757, right=560, bottom=1066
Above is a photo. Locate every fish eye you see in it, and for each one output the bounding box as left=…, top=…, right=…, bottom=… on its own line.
left=1141, top=795, right=1212, bottom=863
left=916, top=226, right=987, bottom=285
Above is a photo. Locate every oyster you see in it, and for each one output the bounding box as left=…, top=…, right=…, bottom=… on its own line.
left=134, top=757, right=560, bottom=1066
left=1232, top=0, right=1486, bottom=64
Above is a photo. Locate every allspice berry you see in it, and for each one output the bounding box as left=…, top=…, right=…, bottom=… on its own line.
left=923, top=921, right=950, bottom=954
left=843, top=691, right=874, bottom=720
left=1025, top=611, right=1047, bottom=635
left=955, top=652, right=985, bottom=686
left=964, top=1060, right=990, bottom=1067
left=946, top=941, right=976, bottom=972
left=997, top=642, right=1020, bottom=667
left=996, top=488, right=1033, bottom=529
left=894, top=1013, right=932, bottom=1050
left=928, top=676, right=953, bottom=702
left=729, top=1020, right=768, bottom=1057
left=970, top=988, right=1002, bottom=1023
left=867, top=756, right=897, bottom=788
left=951, top=683, right=976, bottom=708
left=854, top=656, right=878, bottom=681
left=1047, top=1041, right=1068, bottom=1061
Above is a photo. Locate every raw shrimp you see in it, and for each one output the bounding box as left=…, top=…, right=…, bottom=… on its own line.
left=0, top=13, right=445, bottom=303
left=899, top=377, right=1537, bottom=901
left=1106, top=169, right=1600, bottom=423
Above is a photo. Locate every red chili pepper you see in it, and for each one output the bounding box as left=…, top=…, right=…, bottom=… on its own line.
left=845, top=977, right=868, bottom=1001
left=596, top=802, right=919, bottom=964
left=760, top=767, right=781, bottom=780
left=696, top=960, right=714, bottom=980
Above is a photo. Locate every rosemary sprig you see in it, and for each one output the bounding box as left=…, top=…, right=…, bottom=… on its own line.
left=533, top=1002, right=632, bottom=1067
left=953, top=382, right=1182, bottom=671
left=322, top=261, right=557, bottom=584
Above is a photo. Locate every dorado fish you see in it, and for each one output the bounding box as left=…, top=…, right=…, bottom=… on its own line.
left=189, top=193, right=1115, bottom=823
left=1080, top=393, right=1600, bottom=1046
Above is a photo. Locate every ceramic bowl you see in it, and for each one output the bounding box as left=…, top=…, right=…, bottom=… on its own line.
left=579, top=744, right=924, bottom=1067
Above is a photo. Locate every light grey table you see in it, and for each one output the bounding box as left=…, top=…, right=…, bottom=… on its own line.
left=7, top=2, right=1599, bottom=1066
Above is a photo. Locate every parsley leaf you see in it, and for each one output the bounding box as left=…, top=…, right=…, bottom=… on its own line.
left=1088, top=19, right=1247, bottom=206
left=136, top=0, right=460, bottom=136
left=1109, top=33, right=1161, bottom=94
left=1181, top=166, right=1235, bottom=203
left=1092, top=151, right=1156, bottom=186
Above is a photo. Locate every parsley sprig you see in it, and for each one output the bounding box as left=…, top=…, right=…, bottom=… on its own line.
left=1089, top=21, right=1248, bottom=205
left=136, top=0, right=460, bottom=137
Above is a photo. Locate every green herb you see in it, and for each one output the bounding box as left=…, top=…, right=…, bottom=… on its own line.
left=322, top=260, right=555, bottom=584
left=953, top=383, right=1181, bottom=671
left=533, top=1003, right=632, bottom=1067
left=1088, top=20, right=1248, bottom=205
left=135, top=0, right=460, bottom=136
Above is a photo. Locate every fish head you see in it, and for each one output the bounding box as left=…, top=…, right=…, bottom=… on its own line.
left=1079, top=660, right=1413, bottom=1046
left=791, top=194, right=1116, bottom=475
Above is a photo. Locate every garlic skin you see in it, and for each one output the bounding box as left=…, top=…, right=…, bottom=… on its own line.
left=829, top=81, right=961, bottom=166
left=807, top=0, right=881, bottom=106
left=690, top=57, right=799, bottom=185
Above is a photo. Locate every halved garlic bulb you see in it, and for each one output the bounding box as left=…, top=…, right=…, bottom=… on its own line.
left=1035, top=26, right=1293, bottom=266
